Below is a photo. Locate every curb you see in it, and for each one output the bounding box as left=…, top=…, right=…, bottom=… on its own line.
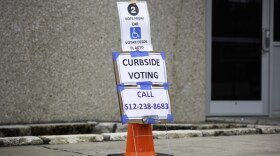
left=1, top=125, right=280, bottom=147
left=40, top=134, right=104, bottom=144
left=0, top=136, right=43, bottom=147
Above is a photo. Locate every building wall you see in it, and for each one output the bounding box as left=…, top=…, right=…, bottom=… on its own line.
left=0, top=0, right=205, bottom=124
left=271, top=46, right=280, bottom=115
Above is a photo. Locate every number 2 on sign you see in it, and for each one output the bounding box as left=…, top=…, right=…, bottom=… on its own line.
left=127, top=3, right=139, bottom=16
left=131, top=7, right=136, bottom=14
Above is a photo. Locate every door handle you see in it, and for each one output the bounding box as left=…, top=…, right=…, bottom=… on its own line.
left=262, top=29, right=270, bottom=53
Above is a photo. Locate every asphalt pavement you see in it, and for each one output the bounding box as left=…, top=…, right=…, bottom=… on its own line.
left=0, top=134, right=280, bottom=156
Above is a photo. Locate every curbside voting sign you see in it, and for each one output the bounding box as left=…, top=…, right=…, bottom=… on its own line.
left=112, top=52, right=167, bottom=84
left=112, top=51, right=172, bottom=124
left=114, top=1, right=173, bottom=124
left=117, top=2, right=153, bottom=51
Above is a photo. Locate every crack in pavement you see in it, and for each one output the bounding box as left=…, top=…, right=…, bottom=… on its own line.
left=40, top=145, right=98, bottom=156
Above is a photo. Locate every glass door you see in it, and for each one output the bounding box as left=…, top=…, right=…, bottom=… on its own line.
left=207, top=0, right=269, bottom=115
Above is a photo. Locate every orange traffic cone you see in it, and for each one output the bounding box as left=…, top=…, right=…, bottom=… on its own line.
left=125, top=123, right=155, bottom=156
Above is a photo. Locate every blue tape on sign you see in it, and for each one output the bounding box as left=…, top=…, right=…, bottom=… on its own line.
left=163, top=82, right=169, bottom=90
left=137, top=81, right=152, bottom=85
left=112, top=51, right=120, bottom=61
left=167, top=114, right=174, bottom=122
left=146, top=118, right=156, bottom=124
left=117, top=83, right=125, bottom=92
left=131, top=51, right=149, bottom=57
left=140, top=84, right=152, bottom=90
left=160, top=51, right=165, bottom=60
left=121, top=114, right=129, bottom=124
left=137, top=81, right=152, bottom=90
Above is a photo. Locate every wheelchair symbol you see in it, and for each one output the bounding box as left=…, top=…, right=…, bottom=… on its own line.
left=130, top=27, right=141, bottom=39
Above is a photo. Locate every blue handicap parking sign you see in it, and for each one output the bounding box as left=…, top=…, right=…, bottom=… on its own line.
left=130, top=27, right=141, bottom=39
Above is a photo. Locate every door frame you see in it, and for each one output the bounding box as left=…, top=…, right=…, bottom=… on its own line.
left=206, top=0, right=271, bottom=116
left=270, top=0, right=280, bottom=117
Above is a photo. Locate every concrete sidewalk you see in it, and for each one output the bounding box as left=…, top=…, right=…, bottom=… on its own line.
left=0, top=134, right=280, bottom=156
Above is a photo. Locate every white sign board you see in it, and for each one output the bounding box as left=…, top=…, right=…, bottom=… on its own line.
left=113, top=52, right=167, bottom=84
left=117, top=2, right=153, bottom=51
left=118, top=86, right=172, bottom=121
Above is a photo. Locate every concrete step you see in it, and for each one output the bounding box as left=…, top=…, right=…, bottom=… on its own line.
left=0, top=122, right=251, bottom=137
left=0, top=122, right=118, bottom=137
